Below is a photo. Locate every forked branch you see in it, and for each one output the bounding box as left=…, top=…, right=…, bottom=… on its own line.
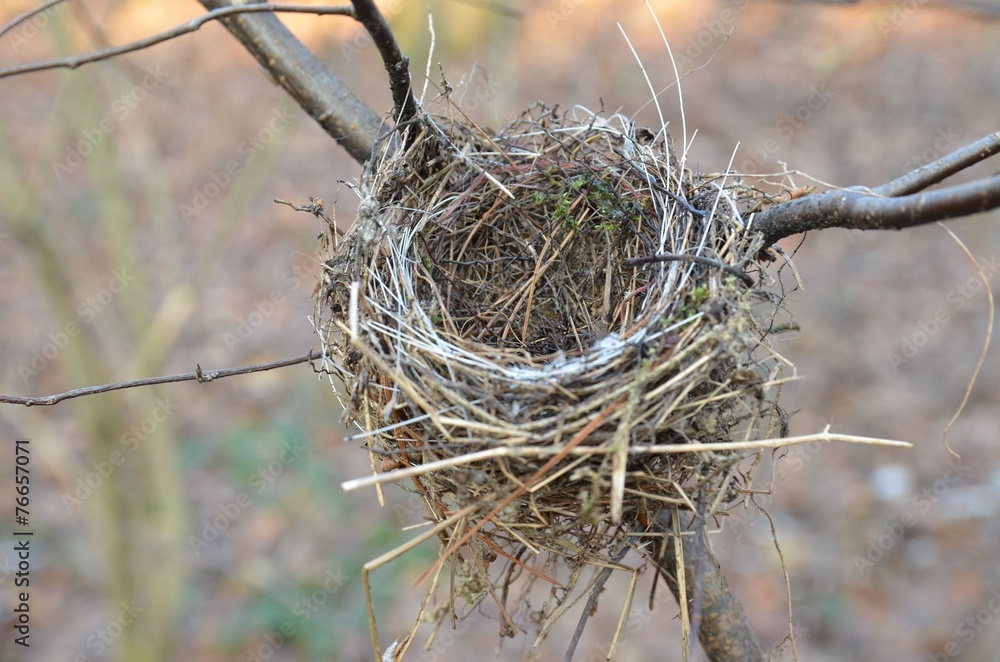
left=198, top=1, right=383, bottom=163
left=752, top=132, right=1000, bottom=245
left=652, top=511, right=766, bottom=662
left=0, top=3, right=385, bottom=164
left=3, top=4, right=997, bottom=661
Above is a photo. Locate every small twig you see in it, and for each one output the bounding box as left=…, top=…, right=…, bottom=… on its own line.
left=342, top=430, right=911, bottom=492
left=0, top=0, right=70, bottom=40
left=874, top=132, right=1000, bottom=197
left=1, top=1, right=383, bottom=163
left=275, top=197, right=342, bottom=236
left=940, top=223, right=994, bottom=458
left=626, top=253, right=754, bottom=288
left=653, top=510, right=766, bottom=662
left=564, top=541, right=633, bottom=662
left=753, top=132, right=1000, bottom=245
left=350, top=0, right=418, bottom=127
left=690, top=490, right=707, bottom=654
left=0, top=351, right=320, bottom=407
left=763, top=508, right=799, bottom=661
left=0, top=5, right=355, bottom=81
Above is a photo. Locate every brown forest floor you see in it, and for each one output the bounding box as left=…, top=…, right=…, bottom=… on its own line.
left=1, top=1, right=1000, bottom=661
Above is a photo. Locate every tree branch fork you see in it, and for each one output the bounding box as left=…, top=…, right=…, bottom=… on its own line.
left=2, top=4, right=999, bottom=662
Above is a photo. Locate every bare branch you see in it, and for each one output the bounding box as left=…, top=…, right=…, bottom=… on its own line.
left=753, top=175, right=1000, bottom=245
left=350, top=0, right=418, bottom=127
left=0, top=5, right=353, bottom=80
left=0, top=351, right=320, bottom=407
left=0, top=2, right=382, bottom=163
left=752, top=132, right=1000, bottom=245
left=651, top=511, right=766, bottom=662
left=199, top=0, right=384, bottom=164
left=874, top=131, right=1000, bottom=196
left=0, top=0, right=69, bottom=40
left=563, top=541, right=633, bottom=661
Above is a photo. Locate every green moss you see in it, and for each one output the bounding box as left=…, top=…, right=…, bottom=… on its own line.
left=680, top=284, right=711, bottom=318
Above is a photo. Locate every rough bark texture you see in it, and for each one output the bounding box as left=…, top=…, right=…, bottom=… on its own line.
left=752, top=175, right=1000, bottom=246
left=655, top=513, right=767, bottom=662
left=198, top=0, right=382, bottom=164
left=350, top=0, right=417, bottom=126
left=752, top=132, right=1000, bottom=246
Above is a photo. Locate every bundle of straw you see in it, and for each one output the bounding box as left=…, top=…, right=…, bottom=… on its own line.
left=315, top=103, right=790, bottom=653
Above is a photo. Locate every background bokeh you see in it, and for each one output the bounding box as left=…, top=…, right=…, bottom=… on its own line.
left=1, top=1, right=999, bottom=660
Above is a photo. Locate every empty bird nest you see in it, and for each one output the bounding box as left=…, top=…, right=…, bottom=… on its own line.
left=314, top=103, right=795, bottom=657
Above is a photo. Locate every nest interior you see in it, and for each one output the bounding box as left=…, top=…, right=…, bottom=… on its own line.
left=316, top=104, right=791, bottom=650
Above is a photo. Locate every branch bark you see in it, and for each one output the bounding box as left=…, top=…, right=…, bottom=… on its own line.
left=873, top=132, right=1000, bottom=196
left=652, top=512, right=766, bottom=662
left=7, top=5, right=995, bottom=660
left=350, top=0, right=418, bottom=126
left=752, top=132, right=1000, bottom=245
left=197, top=0, right=384, bottom=164
left=0, top=351, right=320, bottom=406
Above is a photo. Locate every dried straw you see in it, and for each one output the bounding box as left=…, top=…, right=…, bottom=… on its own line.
left=315, top=103, right=796, bottom=656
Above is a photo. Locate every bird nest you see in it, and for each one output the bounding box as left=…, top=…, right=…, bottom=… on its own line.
left=315, top=104, right=792, bottom=657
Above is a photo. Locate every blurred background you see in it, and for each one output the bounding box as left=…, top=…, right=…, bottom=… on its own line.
left=1, top=1, right=999, bottom=660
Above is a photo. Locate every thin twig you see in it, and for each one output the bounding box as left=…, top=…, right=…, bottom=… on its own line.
left=940, top=223, right=995, bottom=457
left=0, top=0, right=70, bottom=40
left=690, top=490, right=707, bottom=654
left=341, top=431, right=912, bottom=492
left=874, top=132, right=1000, bottom=196
left=564, top=541, right=633, bottom=662
left=350, top=0, right=418, bottom=127
left=1, top=2, right=382, bottom=163
left=0, top=5, right=355, bottom=81
left=0, top=351, right=320, bottom=407
left=763, top=508, right=798, bottom=661
left=626, top=253, right=754, bottom=287
left=752, top=133, right=1000, bottom=245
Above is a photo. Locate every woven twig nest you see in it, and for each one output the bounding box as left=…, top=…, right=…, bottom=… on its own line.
left=316, top=104, right=790, bottom=653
